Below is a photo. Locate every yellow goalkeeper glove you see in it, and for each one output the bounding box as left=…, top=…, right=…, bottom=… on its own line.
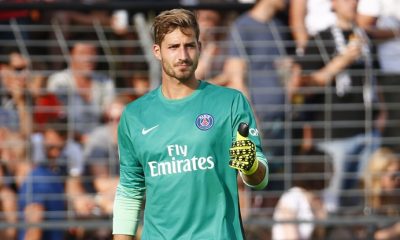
left=229, top=122, right=258, bottom=175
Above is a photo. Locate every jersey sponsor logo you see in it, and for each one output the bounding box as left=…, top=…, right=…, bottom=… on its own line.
left=148, top=156, right=215, bottom=177
left=249, top=128, right=259, bottom=137
left=195, top=113, right=214, bottom=131
left=142, top=125, right=159, bottom=135
left=148, top=144, right=215, bottom=177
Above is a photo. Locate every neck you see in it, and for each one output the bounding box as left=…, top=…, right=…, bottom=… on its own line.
left=161, top=75, right=199, bottom=100
left=249, top=1, right=276, bottom=23
left=336, top=18, right=354, bottom=30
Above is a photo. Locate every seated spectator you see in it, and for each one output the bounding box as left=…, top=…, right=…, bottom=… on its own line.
left=272, top=127, right=332, bottom=240
left=77, top=95, right=130, bottom=239
left=14, top=132, right=67, bottom=240
left=30, top=117, right=96, bottom=219
left=295, top=0, right=385, bottom=212
left=83, top=95, right=130, bottom=215
left=47, top=39, right=116, bottom=143
left=362, top=147, right=400, bottom=240
left=1, top=47, right=33, bottom=136
left=0, top=47, right=63, bottom=135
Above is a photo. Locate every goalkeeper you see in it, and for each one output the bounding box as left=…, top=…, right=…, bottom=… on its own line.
left=113, top=8, right=269, bottom=240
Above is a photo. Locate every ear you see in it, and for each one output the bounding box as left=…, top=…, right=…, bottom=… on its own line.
left=153, top=44, right=161, bottom=61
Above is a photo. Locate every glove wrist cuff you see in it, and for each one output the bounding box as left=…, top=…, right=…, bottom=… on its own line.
left=241, top=158, right=258, bottom=175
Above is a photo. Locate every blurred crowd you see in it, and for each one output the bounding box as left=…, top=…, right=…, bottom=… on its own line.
left=1, top=0, right=400, bottom=239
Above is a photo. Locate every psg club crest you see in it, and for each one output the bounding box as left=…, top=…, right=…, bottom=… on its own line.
left=195, top=113, right=214, bottom=131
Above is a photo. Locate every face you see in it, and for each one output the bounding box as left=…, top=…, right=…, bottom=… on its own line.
left=332, top=0, right=358, bottom=21
left=0, top=52, right=29, bottom=91
left=381, top=161, right=400, bottom=192
left=153, top=28, right=201, bottom=83
left=44, top=129, right=66, bottom=160
left=70, top=43, right=98, bottom=76
left=197, top=10, right=221, bottom=41
left=107, top=102, right=124, bottom=126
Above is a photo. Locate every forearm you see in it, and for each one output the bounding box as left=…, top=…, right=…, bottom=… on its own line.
left=16, top=101, right=32, bottom=136
left=113, top=184, right=144, bottom=236
left=289, top=0, right=308, bottom=49
left=24, top=228, right=42, bottom=240
left=113, top=235, right=136, bottom=240
left=24, top=203, right=44, bottom=240
left=365, top=27, right=400, bottom=40
left=240, top=159, right=268, bottom=190
left=310, top=54, right=353, bottom=86
left=375, top=222, right=400, bottom=239
left=357, top=14, right=400, bottom=40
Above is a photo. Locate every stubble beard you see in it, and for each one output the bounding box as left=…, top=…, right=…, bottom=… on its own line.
left=163, top=60, right=198, bottom=83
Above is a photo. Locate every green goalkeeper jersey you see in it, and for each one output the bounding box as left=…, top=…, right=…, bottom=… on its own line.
left=114, top=81, right=268, bottom=239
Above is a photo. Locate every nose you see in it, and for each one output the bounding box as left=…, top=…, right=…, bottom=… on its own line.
left=178, top=46, right=189, bottom=62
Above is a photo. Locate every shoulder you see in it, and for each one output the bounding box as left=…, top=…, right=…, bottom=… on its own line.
left=123, top=88, right=158, bottom=117
left=233, top=13, right=255, bottom=27
left=30, top=166, right=54, bottom=178
left=92, top=72, right=114, bottom=84
left=48, top=69, right=70, bottom=83
left=47, top=69, right=72, bottom=88
left=202, top=81, right=244, bottom=99
left=279, top=187, right=308, bottom=204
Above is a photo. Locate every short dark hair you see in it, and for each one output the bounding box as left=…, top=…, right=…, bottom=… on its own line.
left=0, top=46, right=21, bottom=64
left=152, top=8, right=200, bottom=46
left=43, top=116, right=69, bottom=139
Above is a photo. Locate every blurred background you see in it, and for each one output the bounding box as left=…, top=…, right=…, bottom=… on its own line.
left=0, top=0, right=399, bottom=239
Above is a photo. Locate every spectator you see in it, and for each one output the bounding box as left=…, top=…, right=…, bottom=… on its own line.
left=0, top=132, right=32, bottom=239
left=272, top=127, right=331, bottom=240
left=357, top=0, right=400, bottom=144
left=362, top=147, right=400, bottom=240
left=37, top=0, right=113, bottom=70
left=224, top=0, right=290, bottom=198
left=195, top=9, right=229, bottom=85
left=289, top=0, right=336, bottom=55
left=15, top=131, right=67, bottom=240
left=0, top=47, right=63, bottom=135
left=0, top=161, right=17, bottom=240
left=30, top=117, right=96, bottom=219
left=0, top=47, right=33, bottom=136
left=47, top=39, right=116, bottom=143
left=295, top=0, right=386, bottom=212
left=83, top=95, right=130, bottom=215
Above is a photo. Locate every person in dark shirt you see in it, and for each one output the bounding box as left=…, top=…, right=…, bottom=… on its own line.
left=295, top=0, right=386, bottom=212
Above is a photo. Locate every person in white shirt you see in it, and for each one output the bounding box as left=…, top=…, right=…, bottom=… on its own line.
left=357, top=0, right=400, bottom=142
left=357, top=0, right=400, bottom=74
left=272, top=148, right=331, bottom=240
left=289, top=0, right=336, bottom=55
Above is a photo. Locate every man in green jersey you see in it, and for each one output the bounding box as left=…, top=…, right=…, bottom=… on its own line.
left=113, top=8, right=269, bottom=240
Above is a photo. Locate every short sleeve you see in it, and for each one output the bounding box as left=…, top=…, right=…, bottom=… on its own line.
left=357, top=0, right=380, bottom=17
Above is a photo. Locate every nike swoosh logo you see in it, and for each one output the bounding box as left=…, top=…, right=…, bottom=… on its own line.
left=142, top=125, right=159, bottom=135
